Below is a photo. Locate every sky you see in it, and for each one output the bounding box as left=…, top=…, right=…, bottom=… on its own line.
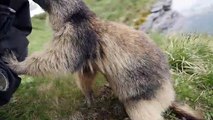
left=29, top=0, right=44, bottom=17
left=172, top=0, right=213, bottom=16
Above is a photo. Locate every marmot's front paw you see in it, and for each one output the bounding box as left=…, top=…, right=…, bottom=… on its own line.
left=2, top=50, right=22, bottom=74
left=2, top=49, right=18, bottom=64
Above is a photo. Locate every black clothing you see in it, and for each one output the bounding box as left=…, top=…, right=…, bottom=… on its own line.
left=0, top=0, right=10, bottom=6
left=0, top=61, right=21, bottom=106
left=10, top=0, right=32, bottom=37
left=0, top=0, right=31, bottom=61
left=0, top=0, right=32, bottom=106
left=0, top=4, right=15, bottom=38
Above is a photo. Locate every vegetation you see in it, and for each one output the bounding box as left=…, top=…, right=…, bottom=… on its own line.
left=85, top=0, right=153, bottom=25
left=0, top=0, right=212, bottom=120
left=152, top=33, right=213, bottom=120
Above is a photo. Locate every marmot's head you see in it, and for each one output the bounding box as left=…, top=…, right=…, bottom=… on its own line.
left=33, top=0, right=79, bottom=14
left=33, top=0, right=92, bottom=30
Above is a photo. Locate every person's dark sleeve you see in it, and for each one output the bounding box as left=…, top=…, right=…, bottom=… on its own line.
left=0, top=61, right=21, bottom=106
left=0, top=0, right=32, bottom=106
left=0, top=0, right=10, bottom=7
left=0, top=0, right=31, bottom=61
left=10, top=0, right=32, bottom=36
left=0, top=4, right=15, bottom=38
left=0, top=26, right=29, bottom=61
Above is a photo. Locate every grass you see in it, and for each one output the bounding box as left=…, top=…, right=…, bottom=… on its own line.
left=151, top=33, right=213, bottom=120
left=85, top=0, right=153, bottom=25
left=28, top=14, right=52, bottom=53
left=0, top=0, right=213, bottom=120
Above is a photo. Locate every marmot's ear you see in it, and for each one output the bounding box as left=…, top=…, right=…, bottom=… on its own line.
left=33, top=0, right=50, bottom=12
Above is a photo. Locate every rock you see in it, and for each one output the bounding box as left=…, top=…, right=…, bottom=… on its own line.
left=141, top=10, right=183, bottom=33
left=152, top=11, right=181, bottom=32
left=140, top=0, right=184, bottom=33
left=164, top=0, right=172, bottom=10
left=163, top=6, right=171, bottom=11
left=140, top=20, right=153, bottom=32
left=151, top=0, right=172, bottom=12
left=151, top=3, right=164, bottom=13
left=150, top=11, right=164, bottom=20
left=140, top=11, right=164, bottom=32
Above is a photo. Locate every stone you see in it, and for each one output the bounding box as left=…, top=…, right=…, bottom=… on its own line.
left=139, top=0, right=185, bottom=33
left=153, top=11, right=182, bottom=32
left=163, top=0, right=172, bottom=11
left=151, top=2, right=164, bottom=13
left=140, top=20, right=153, bottom=32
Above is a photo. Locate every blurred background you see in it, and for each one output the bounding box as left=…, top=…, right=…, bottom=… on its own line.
left=0, top=0, right=212, bottom=120
left=29, top=0, right=213, bottom=34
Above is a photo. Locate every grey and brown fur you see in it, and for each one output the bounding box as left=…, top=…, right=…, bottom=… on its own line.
left=4, top=0, right=203, bottom=120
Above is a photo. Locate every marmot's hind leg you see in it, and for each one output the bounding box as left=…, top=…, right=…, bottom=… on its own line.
left=75, top=69, right=97, bottom=107
left=124, top=81, right=175, bottom=120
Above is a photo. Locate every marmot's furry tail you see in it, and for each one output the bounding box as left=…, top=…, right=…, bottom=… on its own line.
left=170, top=102, right=204, bottom=120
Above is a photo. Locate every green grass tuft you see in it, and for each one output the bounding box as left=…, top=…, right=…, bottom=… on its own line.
left=151, top=34, right=213, bottom=120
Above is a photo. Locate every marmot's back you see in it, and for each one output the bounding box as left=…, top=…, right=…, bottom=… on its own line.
left=96, top=21, right=171, bottom=101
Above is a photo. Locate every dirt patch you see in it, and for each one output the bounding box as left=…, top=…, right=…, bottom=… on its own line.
left=65, top=86, right=128, bottom=120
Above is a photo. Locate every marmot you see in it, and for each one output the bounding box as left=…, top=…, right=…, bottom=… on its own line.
left=4, top=0, right=203, bottom=120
